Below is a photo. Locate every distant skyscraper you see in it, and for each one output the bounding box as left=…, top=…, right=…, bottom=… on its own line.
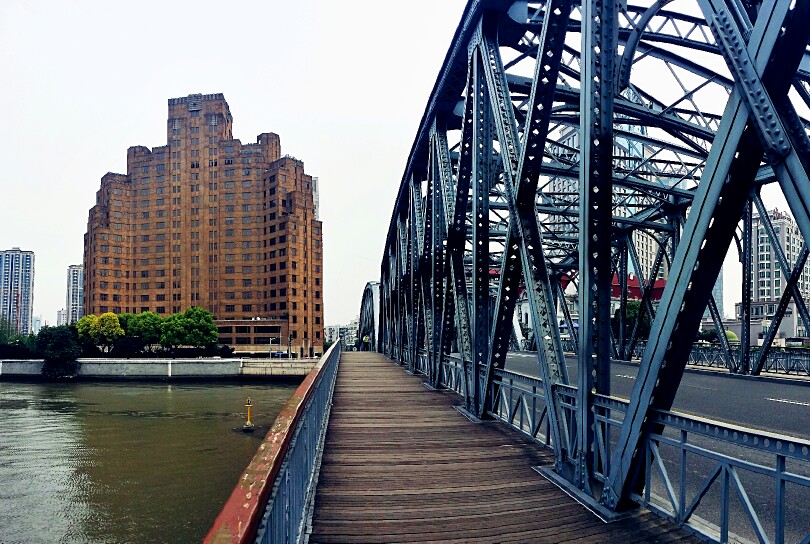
left=703, top=266, right=724, bottom=319
left=31, top=316, right=42, bottom=335
left=57, top=309, right=68, bottom=326
left=0, top=248, right=35, bottom=335
left=65, top=264, right=84, bottom=324
left=752, top=208, right=810, bottom=302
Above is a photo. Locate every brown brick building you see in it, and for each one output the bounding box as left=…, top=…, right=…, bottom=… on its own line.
left=83, top=93, right=324, bottom=356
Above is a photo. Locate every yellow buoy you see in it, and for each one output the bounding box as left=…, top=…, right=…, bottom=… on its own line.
left=243, top=397, right=255, bottom=432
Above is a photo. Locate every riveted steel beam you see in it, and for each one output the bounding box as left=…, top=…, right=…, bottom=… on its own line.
left=471, top=45, right=492, bottom=412
left=446, top=62, right=477, bottom=409
left=602, top=0, right=807, bottom=510
left=740, top=200, right=753, bottom=374
left=475, top=1, right=574, bottom=466
left=706, top=294, right=735, bottom=372
left=576, top=0, right=617, bottom=493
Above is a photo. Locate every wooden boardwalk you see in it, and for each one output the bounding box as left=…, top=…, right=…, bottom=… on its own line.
left=309, top=352, right=700, bottom=544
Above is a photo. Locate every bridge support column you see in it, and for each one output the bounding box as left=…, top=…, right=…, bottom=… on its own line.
left=576, top=0, right=616, bottom=494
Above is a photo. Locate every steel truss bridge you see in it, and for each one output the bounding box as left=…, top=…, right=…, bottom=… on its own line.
left=359, top=0, right=810, bottom=542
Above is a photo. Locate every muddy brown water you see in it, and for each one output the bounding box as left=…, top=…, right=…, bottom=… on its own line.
left=0, top=380, right=298, bottom=544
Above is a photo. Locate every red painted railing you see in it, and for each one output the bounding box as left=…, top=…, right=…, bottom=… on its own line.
left=204, top=343, right=340, bottom=544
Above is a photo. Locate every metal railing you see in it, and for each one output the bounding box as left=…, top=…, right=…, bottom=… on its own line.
left=751, top=348, right=810, bottom=375
left=423, top=353, right=810, bottom=544
left=627, top=342, right=810, bottom=376
left=205, top=342, right=341, bottom=544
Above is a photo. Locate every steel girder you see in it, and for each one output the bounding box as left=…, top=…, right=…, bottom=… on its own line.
left=603, top=0, right=810, bottom=509
left=374, top=0, right=810, bottom=514
left=358, top=282, right=380, bottom=352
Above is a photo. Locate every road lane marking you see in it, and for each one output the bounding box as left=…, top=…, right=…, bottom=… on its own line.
left=615, top=374, right=635, bottom=379
left=682, top=384, right=717, bottom=391
left=766, top=397, right=810, bottom=407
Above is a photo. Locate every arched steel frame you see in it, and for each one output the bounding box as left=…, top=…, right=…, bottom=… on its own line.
left=371, top=0, right=810, bottom=530
left=358, top=281, right=380, bottom=351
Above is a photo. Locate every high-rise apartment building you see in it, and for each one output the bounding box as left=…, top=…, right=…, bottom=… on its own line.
left=31, top=316, right=42, bottom=335
left=752, top=207, right=810, bottom=302
left=57, top=309, right=68, bottom=326
left=65, top=264, right=84, bottom=324
left=713, top=272, right=724, bottom=314
left=83, top=93, right=324, bottom=355
left=0, top=248, right=35, bottom=335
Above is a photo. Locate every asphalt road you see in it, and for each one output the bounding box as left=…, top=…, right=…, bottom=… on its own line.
left=503, top=351, right=810, bottom=440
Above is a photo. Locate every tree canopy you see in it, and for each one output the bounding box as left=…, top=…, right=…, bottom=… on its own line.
left=36, top=325, right=82, bottom=377
left=5, top=308, right=221, bottom=360
left=128, top=312, right=163, bottom=349
left=611, top=300, right=651, bottom=340
left=160, top=307, right=218, bottom=349
left=0, top=316, right=13, bottom=345
left=90, top=312, right=125, bottom=351
left=76, top=315, right=96, bottom=344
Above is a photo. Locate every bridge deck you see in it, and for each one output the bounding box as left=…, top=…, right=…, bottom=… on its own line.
left=309, top=352, right=700, bottom=543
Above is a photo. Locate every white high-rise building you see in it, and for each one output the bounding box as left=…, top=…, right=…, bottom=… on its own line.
left=752, top=208, right=810, bottom=303
left=57, top=309, right=68, bottom=326
left=0, top=248, right=35, bottom=335
left=31, top=316, right=42, bottom=335
left=65, top=264, right=84, bottom=324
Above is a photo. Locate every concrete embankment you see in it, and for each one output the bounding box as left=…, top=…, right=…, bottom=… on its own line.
left=0, top=358, right=317, bottom=380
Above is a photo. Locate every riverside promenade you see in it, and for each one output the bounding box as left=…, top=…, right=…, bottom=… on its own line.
left=308, top=352, right=701, bottom=543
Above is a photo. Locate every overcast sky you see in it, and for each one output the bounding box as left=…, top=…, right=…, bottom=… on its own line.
left=0, top=0, right=795, bottom=328
left=0, top=0, right=468, bottom=326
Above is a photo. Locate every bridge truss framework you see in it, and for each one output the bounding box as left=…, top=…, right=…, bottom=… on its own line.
left=362, top=0, right=810, bottom=541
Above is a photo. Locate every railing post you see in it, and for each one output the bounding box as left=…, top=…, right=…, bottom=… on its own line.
left=775, top=455, right=785, bottom=544
left=679, top=429, right=687, bottom=524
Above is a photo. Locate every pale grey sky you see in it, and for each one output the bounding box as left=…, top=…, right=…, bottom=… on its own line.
left=0, top=0, right=795, bottom=328
left=0, top=0, right=468, bottom=326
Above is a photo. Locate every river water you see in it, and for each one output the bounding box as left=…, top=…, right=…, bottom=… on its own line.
left=0, top=380, right=299, bottom=544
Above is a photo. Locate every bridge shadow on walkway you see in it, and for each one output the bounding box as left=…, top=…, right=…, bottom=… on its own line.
left=309, top=352, right=700, bottom=544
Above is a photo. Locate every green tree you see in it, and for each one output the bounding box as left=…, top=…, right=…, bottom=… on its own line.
left=182, top=307, right=218, bottom=348
left=13, top=333, right=38, bottom=352
left=0, top=316, right=13, bottom=344
left=76, top=315, right=97, bottom=344
left=128, top=312, right=163, bottom=351
left=117, top=313, right=135, bottom=336
left=159, top=307, right=218, bottom=351
left=611, top=300, right=651, bottom=340
left=91, top=312, right=124, bottom=352
left=159, top=313, right=186, bottom=350
left=36, top=325, right=82, bottom=378
left=697, top=328, right=720, bottom=343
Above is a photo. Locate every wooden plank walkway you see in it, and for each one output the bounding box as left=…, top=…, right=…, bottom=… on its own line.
left=309, top=352, right=701, bottom=544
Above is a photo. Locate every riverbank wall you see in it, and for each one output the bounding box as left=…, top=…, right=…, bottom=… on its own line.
left=0, top=358, right=317, bottom=380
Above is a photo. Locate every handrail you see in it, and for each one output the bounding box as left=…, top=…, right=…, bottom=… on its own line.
left=205, top=341, right=341, bottom=544
left=431, top=353, right=810, bottom=544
